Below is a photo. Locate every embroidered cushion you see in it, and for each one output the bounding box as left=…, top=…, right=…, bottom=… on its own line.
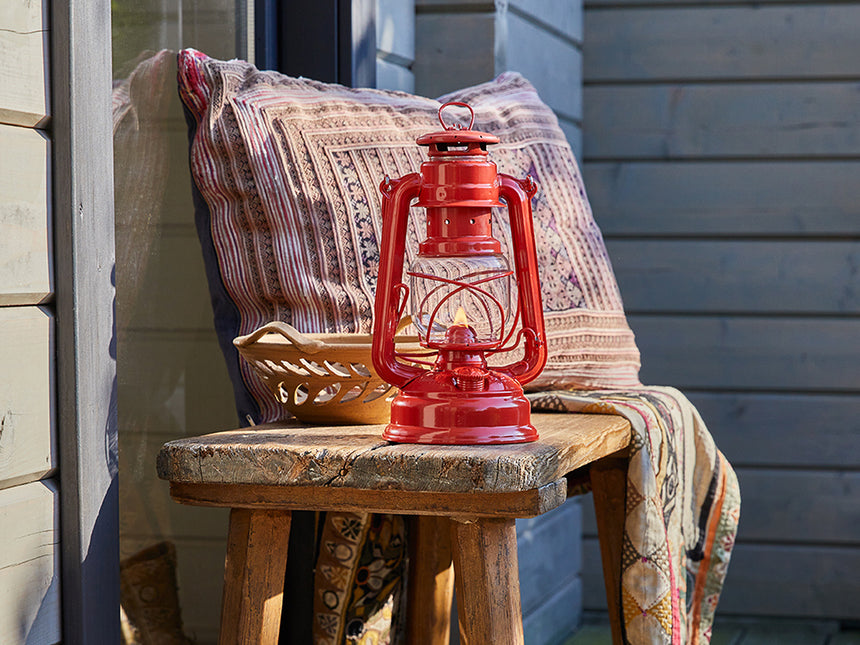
left=178, top=48, right=640, bottom=424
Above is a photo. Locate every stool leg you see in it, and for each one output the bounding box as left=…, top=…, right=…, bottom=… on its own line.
left=590, top=457, right=628, bottom=645
left=407, top=515, right=455, bottom=644
left=219, top=508, right=292, bottom=645
left=450, top=517, right=523, bottom=645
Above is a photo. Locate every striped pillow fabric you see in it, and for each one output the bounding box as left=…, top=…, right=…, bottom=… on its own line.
left=178, top=49, right=641, bottom=424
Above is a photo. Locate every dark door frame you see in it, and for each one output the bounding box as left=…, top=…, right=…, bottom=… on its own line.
left=254, top=0, right=376, bottom=87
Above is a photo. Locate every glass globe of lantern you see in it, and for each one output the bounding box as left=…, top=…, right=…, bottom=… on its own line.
left=408, top=245, right=515, bottom=350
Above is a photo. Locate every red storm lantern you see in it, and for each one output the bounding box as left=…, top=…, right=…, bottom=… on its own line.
left=371, top=102, right=548, bottom=444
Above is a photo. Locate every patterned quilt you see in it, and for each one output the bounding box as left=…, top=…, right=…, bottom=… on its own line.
left=529, top=388, right=740, bottom=645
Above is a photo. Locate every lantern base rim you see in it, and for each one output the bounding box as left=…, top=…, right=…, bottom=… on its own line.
left=382, top=370, right=538, bottom=445
left=382, top=422, right=537, bottom=445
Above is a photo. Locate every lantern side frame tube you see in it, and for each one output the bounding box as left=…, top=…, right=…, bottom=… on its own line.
left=372, top=173, right=426, bottom=388
left=492, top=174, right=548, bottom=385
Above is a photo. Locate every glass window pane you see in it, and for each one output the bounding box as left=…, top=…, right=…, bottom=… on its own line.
left=111, top=2, right=249, bottom=642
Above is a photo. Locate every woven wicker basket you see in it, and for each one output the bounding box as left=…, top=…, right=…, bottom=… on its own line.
left=234, top=320, right=426, bottom=425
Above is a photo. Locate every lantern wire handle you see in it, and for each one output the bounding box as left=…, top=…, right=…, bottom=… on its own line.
left=438, top=101, right=475, bottom=131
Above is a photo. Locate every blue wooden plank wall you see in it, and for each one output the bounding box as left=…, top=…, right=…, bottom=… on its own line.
left=581, top=0, right=860, bottom=620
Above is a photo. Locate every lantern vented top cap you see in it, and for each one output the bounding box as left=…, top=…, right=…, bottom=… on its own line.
left=416, top=102, right=499, bottom=151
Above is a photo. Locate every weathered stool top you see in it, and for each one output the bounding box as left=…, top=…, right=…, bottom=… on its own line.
left=157, top=413, right=630, bottom=495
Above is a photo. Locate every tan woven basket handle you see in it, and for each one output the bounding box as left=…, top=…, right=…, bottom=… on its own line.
left=234, top=321, right=326, bottom=354
left=236, top=316, right=412, bottom=353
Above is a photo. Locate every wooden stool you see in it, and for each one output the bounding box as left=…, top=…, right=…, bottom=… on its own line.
left=157, top=413, right=630, bottom=645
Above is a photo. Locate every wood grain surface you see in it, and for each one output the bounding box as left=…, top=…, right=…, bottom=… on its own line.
left=157, top=413, right=631, bottom=493
left=407, top=516, right=454, bottom=644
left=168, top=478, right=568, bottom=518
left=0, top=307, right=55, bottom=491
left=0, top=124, right=52, bottom=306
left=452, top=517, right=524, bottom=645
left=0, top=0, right=50, bottom=128
left=219, top=508, right=291, bottom=645
left=0, top=479, right=60, bottom=644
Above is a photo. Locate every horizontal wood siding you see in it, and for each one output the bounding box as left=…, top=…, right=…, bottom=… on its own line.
left=517, top=499, right=582, bottom=616
left=0, top=0, right=50, bottom=128
left=505, top=0, right=583, bottom=157
left=584, top=83, right=860, bottom=160
left=584, top=161, right=860, bottom=236
left=0, top=124, right=52, bottom=306
left=0, top=3, right=61, bottom=642
left=631, top=316, right=860, bottom=392
left=688, top=392, right=860, bottom=469
left=0, top=307, right=55, bottom=491
left=0, top=480, right=61, bottom=643
left=586, top=5, right=860, bottom=81
left=582, top=538, right=860, bottom=619
left=584, top=468, right=860, bottom=545
left=608, top=240, right=860, bottom=314
left=414, top=10, right=497, bottom=98
left=583, top=0, right=860, bottom=620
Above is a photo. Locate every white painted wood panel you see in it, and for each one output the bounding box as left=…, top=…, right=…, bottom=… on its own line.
left=0, top=124, right=52, bottom=306
left=0, top=0, right=50, bottom=128
left=608, top=240, right=860, bottom=314
left=585, top=5, right=860, bottom=81
left=586, top=161, right=860, bottom=236
left=629, top=315, right=860, bottom=392
left=0, top=479, right=60, bottom=644
left=0, top=307, right=54, bottom=491
left=584, top=83, right=860, bottom=160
